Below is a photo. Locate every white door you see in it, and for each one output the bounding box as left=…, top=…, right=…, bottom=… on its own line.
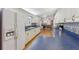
left=2, top=9, right=16, bottom=50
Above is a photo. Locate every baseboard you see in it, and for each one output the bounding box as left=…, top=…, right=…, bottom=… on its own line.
left=23, top=31, right=41, bottom=50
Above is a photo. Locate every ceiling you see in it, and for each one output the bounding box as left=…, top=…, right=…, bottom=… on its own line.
left=23, top=8, right=57, bottom=16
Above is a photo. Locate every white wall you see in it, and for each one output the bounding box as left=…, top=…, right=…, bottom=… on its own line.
left=54, top=8, right=79, bottom=24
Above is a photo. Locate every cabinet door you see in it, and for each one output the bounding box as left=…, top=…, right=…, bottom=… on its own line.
left=28, top=30, right=33, bottom=41
left=32, top=29, right=36, bottom=36
left=35, top=28, right=40, bottom=34
left=25, top=31, right=30, bottom=43
left=2, top=9, right=16, bottom=50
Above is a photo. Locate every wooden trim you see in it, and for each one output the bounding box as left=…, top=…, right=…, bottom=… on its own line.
left=23, top=32, right=41, bottom=50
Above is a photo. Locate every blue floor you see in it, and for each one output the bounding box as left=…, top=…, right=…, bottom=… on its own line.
left=26, top=29, right=79, bottom=50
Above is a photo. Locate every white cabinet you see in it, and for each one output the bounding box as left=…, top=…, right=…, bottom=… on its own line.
left=64, top=22, right=79, bottom=35
left=25, top=27, right=40, bottom=45
left=25, top=31, right=30, bottom=43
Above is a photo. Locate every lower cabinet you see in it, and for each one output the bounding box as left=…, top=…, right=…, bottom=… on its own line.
left=64, top=22, right=79, bottom=35
left=25, top=27, right=41, bottom=45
